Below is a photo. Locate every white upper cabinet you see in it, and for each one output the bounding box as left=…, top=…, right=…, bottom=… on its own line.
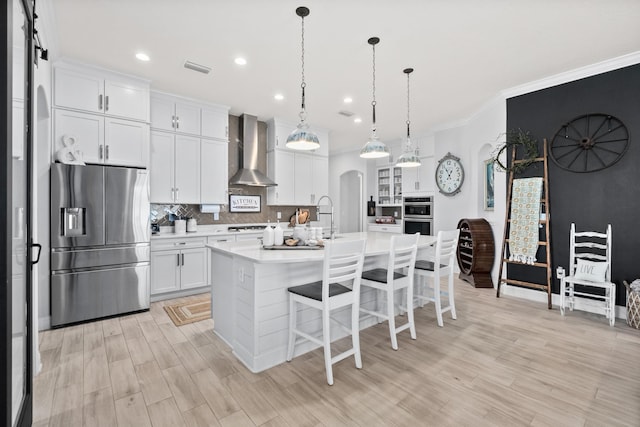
left=201, top=106, right=229, bottom=140
left=53, top=61, right=150, bottom=167
left=267, top=150, right=295, bottom=205
left=54, top=63, right=150, bottom=122
left=53, top=108, right=149, bottom=168
left=200, top=139, right=228, bottom=204
left=150, top=93, right=201, bottom=135
left=149, top=130, right=201, bottom=204
left=104, top=118, right=150, bottom=168
left=401, top=135, right=436, bottom=195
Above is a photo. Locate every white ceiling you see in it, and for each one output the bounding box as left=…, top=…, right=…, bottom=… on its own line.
left=50, top=0, right=640, bottom=154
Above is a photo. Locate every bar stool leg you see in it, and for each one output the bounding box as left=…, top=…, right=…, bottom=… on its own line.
left=286, top=298, right=296, bottom=361
left=386, top=288, right=398, bottom=350
left=352, top=304, right=362, bottom=369
left=406, top=282, right=416, bottom=340
left=322, top=308, right=334, bottom=385
left=448, top=273, right=457, bottom=320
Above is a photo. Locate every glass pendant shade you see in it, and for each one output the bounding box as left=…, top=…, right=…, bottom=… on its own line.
left=396, top=138, right=421, bottom=167
left=287, top=6, right=320, bottom=151
left=286, top=120, right=320, bottom=150
left=360, top=131, right=390, bottom=158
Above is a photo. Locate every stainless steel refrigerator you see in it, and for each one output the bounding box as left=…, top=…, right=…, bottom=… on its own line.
left=50, top=163, right=150, bottom=327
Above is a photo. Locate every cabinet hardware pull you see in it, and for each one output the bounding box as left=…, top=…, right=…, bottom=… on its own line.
left=171, top=187, right=175, bottom=201
left=98, top=94, right=103, bottom=110
left=176, top=242, right=186, bottom=245
left=225, top=126, right=228, bottom=137
left=177, top=254, right=180, bottom=266
left=105, top=145, right=109, bottom=160
left=105, top=95, right=109, bottom=111
left=175, top=188, right=179, bottom=201
left=99, top=145, right=103, bottom=159
left=181, top=253, right=185, bottom=265
left=176, top=116, right=180, bottom=129
left=172, top=115, right=175, bottom=128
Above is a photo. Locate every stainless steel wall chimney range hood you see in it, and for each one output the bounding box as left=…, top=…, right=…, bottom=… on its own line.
left=229, top=114, right=277, bottom=187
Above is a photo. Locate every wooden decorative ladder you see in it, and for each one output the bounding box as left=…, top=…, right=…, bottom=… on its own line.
left=496, top=138, right=552, bottom=308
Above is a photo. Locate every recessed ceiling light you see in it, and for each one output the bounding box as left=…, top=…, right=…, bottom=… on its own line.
left=135, top=52, right=150, bottom=62
left=343, top=97, right=353, bottom=104
left=274, top=93, right=284, bottom=101
left=354, top=117, right=362, bottom=123
left=235, top=57, right=247, bottom=66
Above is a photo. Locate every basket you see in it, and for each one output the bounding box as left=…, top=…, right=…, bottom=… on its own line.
left=624, top=280, right=640, bottom=329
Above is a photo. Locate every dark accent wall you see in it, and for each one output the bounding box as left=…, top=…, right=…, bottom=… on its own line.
left=506, top=64, right=640, bottom=306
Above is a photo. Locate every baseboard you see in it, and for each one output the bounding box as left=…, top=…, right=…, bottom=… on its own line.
left=150, top=286, right=209, bottom=303
left=500, top=284, right=627, bottom=320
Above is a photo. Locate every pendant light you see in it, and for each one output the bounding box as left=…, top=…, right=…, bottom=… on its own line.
left=360, top=37, right=390, bottom=159
left=396, top=68, right=421, bottom=168
left=286, top=6, right=320, bottom=151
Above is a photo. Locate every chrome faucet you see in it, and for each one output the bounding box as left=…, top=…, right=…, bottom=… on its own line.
left=316, top=195, right=335, bottom=240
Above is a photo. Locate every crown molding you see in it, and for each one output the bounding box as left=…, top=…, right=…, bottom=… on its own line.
left=502, top=51, right=640, bottom=99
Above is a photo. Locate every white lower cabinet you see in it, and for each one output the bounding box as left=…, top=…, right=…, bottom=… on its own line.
left=151, top=237, right=207, bottom=296
left=367, top=224, right=403, bottom=234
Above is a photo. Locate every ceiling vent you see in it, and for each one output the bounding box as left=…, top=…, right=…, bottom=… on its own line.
left=183, top=60, right=211, bottom=74
left=338, top=110, right=355, bottom=117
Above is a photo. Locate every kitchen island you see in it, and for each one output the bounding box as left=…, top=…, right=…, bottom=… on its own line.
left=207, top=231, right=436, bottom=373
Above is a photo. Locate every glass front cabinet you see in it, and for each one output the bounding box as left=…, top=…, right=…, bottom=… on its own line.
left=377, top=166, right=402, bottom=206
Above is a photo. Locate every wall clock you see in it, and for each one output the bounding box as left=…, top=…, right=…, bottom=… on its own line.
left=550, top=113, right=629, bottom=173
left=435, top=152, right=465, bottom=196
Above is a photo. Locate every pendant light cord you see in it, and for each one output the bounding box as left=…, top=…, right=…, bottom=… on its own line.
left=300, top=14, right=306, bottom=117
left=406, top=70, right=411, bottom=140
left=371, top=41, right=377, bottom=129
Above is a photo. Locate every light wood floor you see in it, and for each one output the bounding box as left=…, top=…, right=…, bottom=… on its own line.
left=34, top=279, right=640, bottom=427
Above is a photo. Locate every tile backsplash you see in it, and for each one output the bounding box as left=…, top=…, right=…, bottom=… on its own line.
left=152, top=187, right=315, bottom=227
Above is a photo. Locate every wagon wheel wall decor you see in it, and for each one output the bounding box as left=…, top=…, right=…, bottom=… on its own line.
left=550, top=113, right=629, bottom=173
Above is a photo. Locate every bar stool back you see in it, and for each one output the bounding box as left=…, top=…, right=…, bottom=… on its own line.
left=286, top=238, right=367, bottom=385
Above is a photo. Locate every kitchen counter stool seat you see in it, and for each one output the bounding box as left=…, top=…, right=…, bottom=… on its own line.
left=414, top=229, right=460, bottom=327
left=286, top=238, right=367, bottom=386
left=359, top=233, right=419, bottom=350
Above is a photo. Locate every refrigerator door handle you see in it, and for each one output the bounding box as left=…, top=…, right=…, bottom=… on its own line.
left=31, top=242, right=42, bottom=266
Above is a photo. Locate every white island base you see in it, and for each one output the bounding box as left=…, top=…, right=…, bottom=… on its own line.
left=208, top=231, right=436, bottom=373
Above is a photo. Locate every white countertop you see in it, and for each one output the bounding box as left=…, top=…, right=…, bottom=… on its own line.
left=151, top=223, right=278, bottom=240
left=206, top=231, right=436, bottom=264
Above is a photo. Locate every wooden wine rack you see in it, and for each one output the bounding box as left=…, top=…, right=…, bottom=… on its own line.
left=457, top=218, right=495, bottom=288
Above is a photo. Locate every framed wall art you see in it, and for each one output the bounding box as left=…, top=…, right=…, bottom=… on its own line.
left=484, top=159, right=495, bottom=211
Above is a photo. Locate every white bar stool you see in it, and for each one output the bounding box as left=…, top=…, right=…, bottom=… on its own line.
left=286, top=238, right=367, bottom=385
left=359, top=233, right=419, bottom=350
left=414, top=229, right=460, bottom=327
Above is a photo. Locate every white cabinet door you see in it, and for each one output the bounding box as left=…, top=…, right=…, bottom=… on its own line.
left=150, top=131, right=175, bottom=203
left=267, top=150, right=295, bottom=205
left=311, top=155, right=329, bottom=204
left=150, top=94, right=175, bottom=132
left=54, top=67, right=103, bottom=114
left=201, top=107, right=229, bottom=140
left=174, top=134, right=201, bottom=203
left=151, top=250, right=181, bottom=294
left=294, top=153, right=313, bottom=204
left=174, top=102, right=201, bottom=135
left=180, top=247, right=207, bottom=289
left=104, top=80, right=149, bottom=122
left=201, top=139, right=228, bottom=204
left=53, top=109, right=104, bottom=164
left=104, top=118, right=149, bottom=167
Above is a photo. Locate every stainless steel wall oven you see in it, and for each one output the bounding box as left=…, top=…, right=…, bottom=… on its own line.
left=403, top=196, right=433, bottom=236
